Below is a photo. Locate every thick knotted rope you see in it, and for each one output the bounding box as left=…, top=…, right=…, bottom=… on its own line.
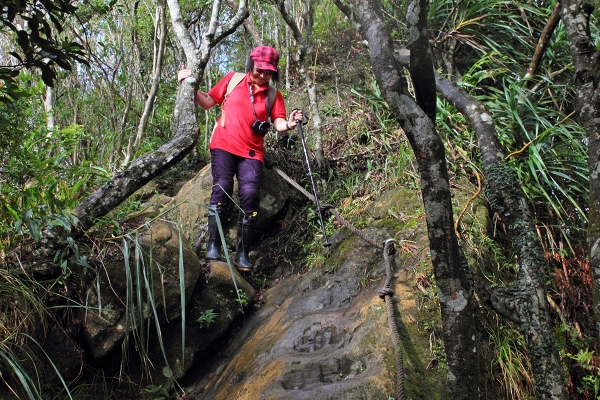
left=379, top=239, right=405, bottom=400
left=273, top=166, right=404, bottom=399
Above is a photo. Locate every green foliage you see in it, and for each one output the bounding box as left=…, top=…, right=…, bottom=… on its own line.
left=428, top=0, right=560, bottom=75
left=557, top=323, right=600, bottom=399
left=233, top=289, right=249, bottom=308
left=93, top=199, right=144, bottom=236
left=458, top=68, right=587, bottom=256
left=197, top=309, right=218, bottom=328
left=431, top=7, right=589, bottom=260
left=143, top=384, right=170, bottom=400
left=301, top=208, right=335, bottom=271
left=321, top=78, right=417, bottom=221
left=0, top=78, right=106, bottom=251
left=118, top=231, right=177, bottom=381
left=0, top=0, right=88, bottom=99
left=0, top=269, right=75, bottom=399
left=305, top=247, right=327, bottom=271
left=414, top=271, right=446, bottom=370
left=0, top=342, right=43, bottom=400
left=313, top=0, right=350, bottom=40
left=0, top=68, right=29, bottom=105
left=488, top=324, right=534, bottom=399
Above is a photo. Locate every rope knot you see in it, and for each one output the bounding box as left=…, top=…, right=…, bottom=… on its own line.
left=378, top=287, right=394, bottom=299
left=383, top=238, right=398, bottom=255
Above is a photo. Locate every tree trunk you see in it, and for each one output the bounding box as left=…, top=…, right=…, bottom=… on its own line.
left=44, top=85, right=55, bottom=131
left=113, top=81, right=133, bottom=167
left=229, top=0, right=261, bottom=45
left=346, top=0, right=485, bottom=397
left=395, top=49, right=568, bottom=399
left=525, top=2, right=561, bottom=79
left=560, top=0, right=600, bottom=343
left=406, top=0, right=436, bottom=123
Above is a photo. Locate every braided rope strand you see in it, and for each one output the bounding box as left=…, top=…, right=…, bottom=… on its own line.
left=382, top=239, right=405, bottom=400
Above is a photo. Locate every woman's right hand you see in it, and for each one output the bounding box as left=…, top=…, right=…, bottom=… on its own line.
left=178, top=66, right=192, bottom=83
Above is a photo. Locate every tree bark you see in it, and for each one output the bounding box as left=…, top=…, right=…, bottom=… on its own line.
left=406, top=0, right=436, bottom=123
left=396, top=48, right=568, bottom=399
left=560, top=0, right=600, bottom=343
left=525, top=2, right=561, bottom=78
left=44, top=85, right=55, bottom=131
left=345, top=0, right=485, bottom=397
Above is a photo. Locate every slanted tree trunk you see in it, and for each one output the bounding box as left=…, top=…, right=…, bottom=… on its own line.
left=343, top=0, right=485, bottom=397
left=74, top=0, right=249, bottom=231
left=525, top=2, right=561, bottom=79
left=560, top=0, right=600, bottom=343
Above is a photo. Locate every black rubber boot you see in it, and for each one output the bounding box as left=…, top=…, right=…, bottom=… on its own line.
left=205, top=204, right=231, bottom=261
left=235, top=212, right=256, bottom=272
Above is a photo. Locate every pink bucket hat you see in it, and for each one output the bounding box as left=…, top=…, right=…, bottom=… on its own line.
left=249, top=46, right=279, bottom=72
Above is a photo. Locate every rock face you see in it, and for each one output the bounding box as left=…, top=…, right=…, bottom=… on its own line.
left=78, top=164, right=294, bottom=386
left=82, top=220, right=201, bottom=359
left=182, top=194, right=447, bottom=400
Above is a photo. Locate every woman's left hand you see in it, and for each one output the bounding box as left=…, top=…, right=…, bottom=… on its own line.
left=287, top=109, right=304, bottom=130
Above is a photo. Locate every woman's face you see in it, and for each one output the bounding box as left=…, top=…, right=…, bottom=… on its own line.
left=250, top=67, right=273, bottom=85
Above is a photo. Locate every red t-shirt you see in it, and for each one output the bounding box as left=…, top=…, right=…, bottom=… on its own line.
left=208, top=72, right=286, bottom=162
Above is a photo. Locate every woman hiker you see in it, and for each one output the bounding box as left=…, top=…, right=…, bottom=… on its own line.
left=178, top=45, right=303, bottom=272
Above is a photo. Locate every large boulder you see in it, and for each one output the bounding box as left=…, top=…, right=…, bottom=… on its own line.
left=82, top=220, right=201, bottom=360
left=183, top=188, right=447, bottom=399
left=80, top=219, right=256, bottom=389
left=144, top=261, right=255, bottom=382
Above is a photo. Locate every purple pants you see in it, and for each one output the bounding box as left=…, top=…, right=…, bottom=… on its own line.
left=210, top=149, right=263, bottom=213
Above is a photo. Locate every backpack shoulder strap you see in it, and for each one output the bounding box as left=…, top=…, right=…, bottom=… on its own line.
left=225, top=72, right=246, bottom=99
left=268, top=83, right=276, bottom=108
left=220, top=72, right=245, bottom=127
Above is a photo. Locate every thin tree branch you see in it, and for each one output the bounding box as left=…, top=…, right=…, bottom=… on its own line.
left=525, top=2, right=562, bottom=78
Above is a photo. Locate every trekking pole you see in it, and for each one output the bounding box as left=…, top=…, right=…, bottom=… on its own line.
left=295, top=113, right=332, bottom=248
